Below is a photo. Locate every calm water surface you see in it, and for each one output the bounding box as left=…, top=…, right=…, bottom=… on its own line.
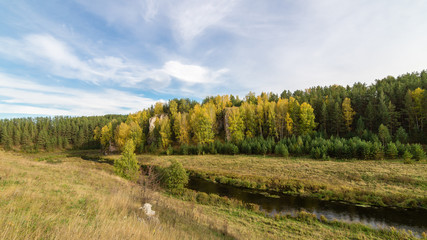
left=187, top=177, right=427, bottom=235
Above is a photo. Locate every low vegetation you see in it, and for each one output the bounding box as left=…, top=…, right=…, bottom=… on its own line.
left=139, top=154, right=427, bottom=209
left=1, top=150, right=423, bottom=239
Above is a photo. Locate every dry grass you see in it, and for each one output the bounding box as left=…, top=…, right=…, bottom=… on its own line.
left=0, top=150, right=231, bottom=240
left=0, top=150, right=422, bottom=239
left=137, top=154, right=427, bottom=208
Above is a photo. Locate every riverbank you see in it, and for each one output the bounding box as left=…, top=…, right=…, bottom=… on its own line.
left=137, top=154, right=427, bottom=209
left=1, top=150, right=423, bottom=239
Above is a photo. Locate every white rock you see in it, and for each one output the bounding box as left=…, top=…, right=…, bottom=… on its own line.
left=141, top=203, right=156, bottom=217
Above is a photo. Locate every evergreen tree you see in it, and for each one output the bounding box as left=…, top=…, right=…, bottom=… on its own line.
left=114, top=139, right=139, bottom=181
left=378, top=124, right=391, bottom=145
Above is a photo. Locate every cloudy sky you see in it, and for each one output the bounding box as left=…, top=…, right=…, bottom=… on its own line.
left=1, top=0, right=427, bottom=117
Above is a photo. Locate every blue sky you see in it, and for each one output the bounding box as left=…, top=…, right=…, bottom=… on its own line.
left=1, top=0, right=427, bottom=117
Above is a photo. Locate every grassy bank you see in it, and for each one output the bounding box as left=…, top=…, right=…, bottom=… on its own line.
left=137, top=154, right=427, bottom=209
left=0, top=150, right=424, bottom=239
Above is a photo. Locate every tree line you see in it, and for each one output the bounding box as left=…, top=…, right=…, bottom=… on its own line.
left=0, top=115, right=126, bottom=152
left=93, top=71, right=426, bottom=159
left=1, top=71, right=426, bottom=158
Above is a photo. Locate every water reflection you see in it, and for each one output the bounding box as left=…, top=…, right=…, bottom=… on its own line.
left=187, top=177, right=427, bottom=234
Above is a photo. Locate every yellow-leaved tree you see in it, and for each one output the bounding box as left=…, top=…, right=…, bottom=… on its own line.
left=227, top=107, right=245, bottom=143
left=190, top=104, right=214, bottom=145
left=298, top=102, right=316, bottom=135
left=342, top=97, right=356, bottom=132
left=159, top=116, right=171, bottom=149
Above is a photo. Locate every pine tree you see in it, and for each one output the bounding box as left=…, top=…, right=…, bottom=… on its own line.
left=378, top=124, right=391, bottom=146
left=320, top=101, right=328, bottom=134
left=114, top=139, right=139, bottom=181
left=365, top=101, right=375, bottom=131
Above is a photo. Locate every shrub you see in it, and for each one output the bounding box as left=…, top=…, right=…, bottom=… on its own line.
left=386, top=143, right=398, bottom=159
left=403, top=150, right=413, bottom=164
left=240, top=141, right=251, bottom=154
left=371, top=141, right=384, bottom=160
left=274, top=143, right=289, bottom=157
left=162, top=159, right=189, bottom=191
left=180, top=144, right=189, bottom=155
left=411, top=144, right=426, bottom=161
left=196, top=192, right=210, bottom=204
left=114, top=139, right=139, bottom=181
left=166, top=146, right=174, bottom=155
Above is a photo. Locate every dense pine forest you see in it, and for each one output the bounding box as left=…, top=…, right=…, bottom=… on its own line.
left=0, top=115, right=126, bottom=152
left=1, top=71, right=426, bottom=160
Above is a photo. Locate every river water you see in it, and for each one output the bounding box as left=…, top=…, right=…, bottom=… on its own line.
left=187, top=177, right=427, bottom=235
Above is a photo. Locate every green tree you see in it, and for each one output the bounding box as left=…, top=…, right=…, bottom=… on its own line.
left=331, top=101, right=344, bottom=136
left=387, top=101, right=400, bottom=134
left=114, top=139, right=139, bottom=181
left=365, top=101, right=375, bottom=131
left=386, top=143, right=398, bottom=159
left=162, top=159, right=189, bottom=191
left=377, top=90, right=390, bottom=126
left=378, top=124, right=391, bottom=145
left=355, top=117, right=365, bottom=137
left=320, top=101, right=328, bottom=134
left=395, top=127, right=408, bottom=143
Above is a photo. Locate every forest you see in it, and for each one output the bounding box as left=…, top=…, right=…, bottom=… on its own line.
left=1, top=71, right=426, bottom=160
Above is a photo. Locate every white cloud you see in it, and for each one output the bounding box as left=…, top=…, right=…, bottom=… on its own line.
left=0, top=34, right=228, bottom=93
left=75, top=0, right=238, bottom=43
left=0, top=73, right=158, bottom=116
left=168, top=0, right=238, bottom=42
left=162, top=61, right=228, bottom=84
left=2, top=0, right=427, bottom=104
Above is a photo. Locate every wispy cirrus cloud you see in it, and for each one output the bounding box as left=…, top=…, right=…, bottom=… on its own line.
left=0, top=73, right=159, bottom=116
left=1, top=0, right=427, bottom=118
left=0, top=34, right=228, bottom=94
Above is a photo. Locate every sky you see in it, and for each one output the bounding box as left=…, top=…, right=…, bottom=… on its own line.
left=1, top=0, right=427, bottom=118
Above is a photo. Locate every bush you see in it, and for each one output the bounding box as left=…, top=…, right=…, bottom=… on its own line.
left=411, top=144, right=426, bottom=161
left=114, top=139, right=139, bottom=181
left=180, top=144, right=189, bottom=155
left=386, top=143, right=398, bottom=159
left=162, top=159, right=189, bottom=191
left=274, top=143, right=289, bottom=157
left=403, top=150, right=413, bottom=164
left=166, top=146, right=174, bottom=155
left=196, top=192, right=210, bottom=204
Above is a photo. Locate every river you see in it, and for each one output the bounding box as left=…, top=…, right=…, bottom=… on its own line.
left=187, top=177, right=427, bottom=235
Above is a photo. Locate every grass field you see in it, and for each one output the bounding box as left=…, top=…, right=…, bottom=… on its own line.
left=137, top=154, right=427, bottom=209
left=0, top=150, right=423, bottom=239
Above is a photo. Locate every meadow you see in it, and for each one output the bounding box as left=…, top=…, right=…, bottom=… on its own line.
left=1, top=150, right=423, bottom=239
left=136, top=154, right=427, bottom=209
